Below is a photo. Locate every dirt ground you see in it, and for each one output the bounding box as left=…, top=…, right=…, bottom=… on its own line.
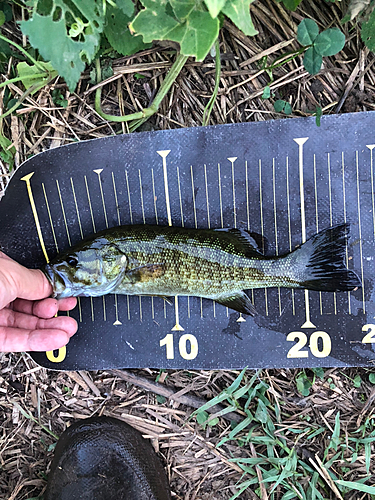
left=0, top=1, right=375, bottom=499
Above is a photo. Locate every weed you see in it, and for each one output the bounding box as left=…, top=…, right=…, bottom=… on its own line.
left=193, top=370, right=375, bottom=498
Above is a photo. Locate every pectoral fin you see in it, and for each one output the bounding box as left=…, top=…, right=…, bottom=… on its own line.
left=126, top=263, right=166, bottom=284
left=215, top=291, right=257, bottom=316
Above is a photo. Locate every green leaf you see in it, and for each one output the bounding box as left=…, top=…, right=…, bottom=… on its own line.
left=280, top=0, right=303, bottom=10
left=315, top=106, right=322, bottom=126
left=312, top=367, right=325, bottom=379
left=0, top=37, right=11, bottom=58
left=0, top=0, right=13, bottom=22
left=330, top=412, right=341, bottom=451
left=353, top=374, right=362, bottom=387
left=369, top=372, right=375, bottom=384
left=131, top=2, right=180, bottom=43
left=314, top=28, right=345, bottom=56
left=283, top=102, right=292, bottom=114
left=170, top=0, right=196, bottom=20
left=361, top=8, right=375, bottom=51
left=196, top=410, right=209, bottom=426
left=52, top=89, right=68, bottom=107
left=274, top=100, right=284, bottom=112
left=132, top=1, right=220, bottom=60
left=255, top=399, right=269, bottom=423
left=0, top=133, right=15, bottom=170
left=335, top=480, right=375, bottom=494
left=204, top=0, right=228, bottom=18
left=222, top=0, right=258, bottom=36
left=20, top=0, right=104, bottom=91
left=17, top=61, right=58, bottom=91
left=0, top=11, right=5, bottom=27
left=297, top=18, right=319, bottom=46
left=114, top=0, right=135, bottom=16
left=303, top=46, right=322, bottom=75
left=208, top=417, right=219, bottom=426
left=104, top=4, right=151, bottom=56
left=168, top=10, right=220, bottom=60
left=262, top=86, right=271, bottom=99
left=227, top=368, right=248, bottom=394
left=274, top=99, right=287, bottom=112
left=296, top=372, right=312, bottom=396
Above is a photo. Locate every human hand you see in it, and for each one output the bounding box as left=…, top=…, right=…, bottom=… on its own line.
left=0, top=252, right=77, bottom=352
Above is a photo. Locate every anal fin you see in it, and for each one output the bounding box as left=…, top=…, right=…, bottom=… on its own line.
left=215, top=291, right=257, bottom=316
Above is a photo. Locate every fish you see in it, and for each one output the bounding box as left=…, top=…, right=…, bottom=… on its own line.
left=42, top=223, right=361, bottom=316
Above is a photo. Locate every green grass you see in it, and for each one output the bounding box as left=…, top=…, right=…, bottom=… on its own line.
left=194, top=369, right=375, bottom=499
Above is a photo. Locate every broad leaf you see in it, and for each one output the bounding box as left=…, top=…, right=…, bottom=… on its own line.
left=296, top=374, right=312, bottom=396
left=0, top=0, right=12, bottom=22
left=222, top=0, right=258, bottom=36
left=303, top=46, right=322, bottom=74
left=274, top=99, right=286, bottom=112
left=170, top=0, right=197, bottom=20
left=20, top=0, right=104, bottom=90
left=283, top=102, right=292, bottom=114
left=21, top=13, right=99, bottom=90
left=204, top=0, right=228, bottom=18
left=17, top=61, right=58, bottom=91
left=114, top=0, right=135, bottom=16
left=361, top=7, right=375, bottom=51
left=132, top=4, right=219, bottom=61
left=70, top=0, right=105, bottom=35
left=131, top=2, right=180, bottom=43
left=297, top=18, right=319, bottom=46
left=274, top=99, right=292, bottom=114
left=104, top=5, right=151, bottom=56
left=314, top=28, right=345, bottom=56
left=280, top=0, right=303, bottom=10
left=262, top=86, right=271, bottom=99
left=168, top=10, right=219, bottom=60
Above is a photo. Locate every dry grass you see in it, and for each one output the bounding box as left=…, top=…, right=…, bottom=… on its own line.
left=0, top=1, right=375, bottom=499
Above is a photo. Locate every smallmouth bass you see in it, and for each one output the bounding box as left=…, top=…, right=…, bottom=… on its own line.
left=43, top=224, right=360, bottom=316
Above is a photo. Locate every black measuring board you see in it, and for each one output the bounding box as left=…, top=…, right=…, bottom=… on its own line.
left=0, top=111, right=374, bottom=371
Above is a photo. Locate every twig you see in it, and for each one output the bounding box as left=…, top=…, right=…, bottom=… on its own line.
left=111, top=370, right=242, bottom=423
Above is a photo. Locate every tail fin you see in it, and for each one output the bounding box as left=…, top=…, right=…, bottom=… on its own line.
left=288, top=224, right=361, bottom=292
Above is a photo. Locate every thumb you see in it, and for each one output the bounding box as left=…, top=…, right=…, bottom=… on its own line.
left=0, top=257, right=52, bottom=307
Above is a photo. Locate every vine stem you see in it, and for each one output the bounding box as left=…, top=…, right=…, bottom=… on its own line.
left=0, top=34, right=46, bottom=71
left=202, top=38, right=221, bottom=126
left=95, top=52, right=189, bottom=127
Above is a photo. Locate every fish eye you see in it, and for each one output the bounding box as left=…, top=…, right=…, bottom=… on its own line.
left=66, top=256, right=78, bottom=267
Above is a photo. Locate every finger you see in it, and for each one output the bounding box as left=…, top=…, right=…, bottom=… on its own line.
left=11, top=298, right=58, bottom=317
left=57, top=297, right=77, bottom=312
left=0, top=261, right=52, bottom=307
left=0, top=308, right=78, bottom=335
left=0, top=252, right=14, bottom=261
left=0, top=327, right=72, bottom=352
left=11, top=297, right=77, bottom=318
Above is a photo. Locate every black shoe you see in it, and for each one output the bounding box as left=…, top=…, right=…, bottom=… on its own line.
left=44, top=416, right=171, bottom=500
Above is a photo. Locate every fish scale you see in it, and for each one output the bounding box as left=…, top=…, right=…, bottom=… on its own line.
left=43, top=223, right=360, bottom=317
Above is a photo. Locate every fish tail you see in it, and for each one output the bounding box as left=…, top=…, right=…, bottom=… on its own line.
left=288, top=224, right=361, bottom=292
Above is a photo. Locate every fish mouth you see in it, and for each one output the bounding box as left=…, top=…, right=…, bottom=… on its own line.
left=43, top=264, right=72, bottom=299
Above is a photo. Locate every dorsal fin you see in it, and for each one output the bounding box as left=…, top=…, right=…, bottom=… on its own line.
left=246, top=231, right=269, bottom=255
left=214, top=228, right=266, bottom=259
